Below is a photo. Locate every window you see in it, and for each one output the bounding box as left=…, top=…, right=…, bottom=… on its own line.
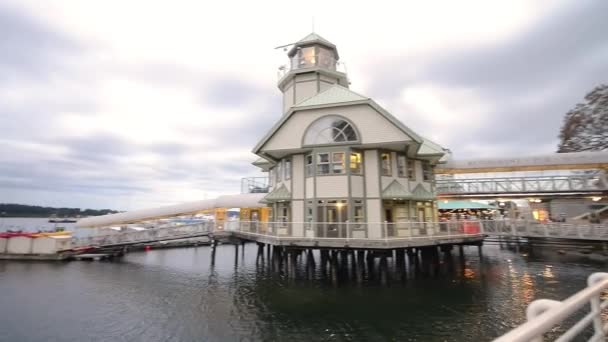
left=422, top=161, right=433, bottom=181
left=317, top=152, right=346, bottom=175
left=397, top=154, right=407, bottom=178
left=276, top=162, right=282, bottom=182
left=303, top=116, right=358, bottom=145
left=353, top=200, right=365, bottom=223
left=350, top=151, right=362, bottom=175
left=332, top=152, right=345, bottom=174
left=305, top=201, right=314, bottom=230
left=305, top=154, right=313, bottom=177
left=317, top=47, right=335, bottom=70
left=277, top=203, right=290, bottom=223
left=270, top=167, right=277, bottom=186
left=284, top=159, right=291, bottom=180
left=317, top=153, right=330, bottom=174
left=407, top=159, right=416, bottom=180
left=381, top=152, right=392, bottom=176
left=306, top=201, right=314, bottom=222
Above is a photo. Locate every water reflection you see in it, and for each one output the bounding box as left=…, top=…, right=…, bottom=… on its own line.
left=0, top=243, right=605, bottom=341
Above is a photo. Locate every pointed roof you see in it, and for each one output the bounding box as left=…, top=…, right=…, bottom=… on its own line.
left=252, top=94, right=426, bottom=155
left=294, top=84, right=368, bottom=108
left=288, top=33, right=338, bottom=58
left=298, top=33, right=335, bottom=46
left=382, top=180, right=412, bottom=199
left=417, top=138, right=445, bottom=156
left=262, top=184, right=291, bottom=202
left=411, top=184, right=436, bottom=201
left=252, top=157, right=273, bottom=171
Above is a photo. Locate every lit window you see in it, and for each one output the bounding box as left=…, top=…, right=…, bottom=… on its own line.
left=397, top=154, right=407, bottom=178
left=350, top=151, right=362, bottom=175
left=381, top=152, right=392, bottom=176
left=284, top=159, right=291, bottom=180
left=422, top=161, right=433, bottom=181
left=303, top=116, right=358, bottom=146
left=305, top=154, right=314, bottom=177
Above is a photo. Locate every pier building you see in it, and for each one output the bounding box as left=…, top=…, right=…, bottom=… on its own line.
left=252, top=33, right=446, bottom=238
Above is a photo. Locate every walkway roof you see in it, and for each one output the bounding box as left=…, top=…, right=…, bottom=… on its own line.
left=76, top=193, right=266, bottom=228
left=437, top=151, right=608, bottom=174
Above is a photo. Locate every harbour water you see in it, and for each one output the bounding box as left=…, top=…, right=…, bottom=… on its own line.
left=1, top=226, right=606, bottom=341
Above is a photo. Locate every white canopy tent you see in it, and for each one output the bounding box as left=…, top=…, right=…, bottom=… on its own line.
left=76, top=193, right=266, bottom=228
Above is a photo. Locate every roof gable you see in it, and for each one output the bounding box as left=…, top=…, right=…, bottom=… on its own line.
left=382, top=180, right=412, bottom=199
left=262, top=184, right=291, bottom=202
left=253, top=94, right=426, bottom=155
left=411, top=184, right=436, bottom=200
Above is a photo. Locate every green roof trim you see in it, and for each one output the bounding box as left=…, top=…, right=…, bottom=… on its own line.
left=294, top=84, right=368, bottom=108
left=438, top=200, right=497, bottom=210
left=381, top=180, right=412, bottom=199
left=263, top=184, right=291, bottom=202
left=411, top=184, right=436, bottom=200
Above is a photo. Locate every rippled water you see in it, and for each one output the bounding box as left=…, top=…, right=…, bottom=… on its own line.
left=0, top=241, right=605, bottom=341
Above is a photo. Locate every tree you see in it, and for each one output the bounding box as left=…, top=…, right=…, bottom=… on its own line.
left=558, top=84, right=608, bottom=152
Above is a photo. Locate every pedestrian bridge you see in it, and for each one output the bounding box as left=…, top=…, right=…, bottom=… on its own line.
left=435, top=151, right=608, bottom=198
left=436, top=173, right=607, bottom=198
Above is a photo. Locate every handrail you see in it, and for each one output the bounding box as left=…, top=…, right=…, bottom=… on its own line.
left=494, top=272, right=608, bottom=342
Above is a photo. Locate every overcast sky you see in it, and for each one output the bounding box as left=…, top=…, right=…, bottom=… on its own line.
left=1, top=0, right=606, bottom=210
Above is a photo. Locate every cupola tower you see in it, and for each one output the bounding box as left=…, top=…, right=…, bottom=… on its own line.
left=278, top=33, right=349, bottom=113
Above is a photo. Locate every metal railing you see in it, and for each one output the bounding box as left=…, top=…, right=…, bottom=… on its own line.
left=74, top=222, right=213, bottom=247
left=480, top=219, right=608, bottom=241
left=494, top=272, right=608, bottom=342
left=74, top=219, right=608, bottom=248
left=241, top=176, right=270, bottom=194
left=437, top=175, right=605, bottom=195
left=223, top=220, right=482, bottom=241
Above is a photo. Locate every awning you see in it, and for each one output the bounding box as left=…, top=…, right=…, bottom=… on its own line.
left=262, top=184, right=291, bottom=202
left=411, top=184, right=436, bottom=201
left=76, top=193, right=266, bottom=228
left=438, top=200, right=497, bottom=210
left=382, top=180, right=412, bottom=199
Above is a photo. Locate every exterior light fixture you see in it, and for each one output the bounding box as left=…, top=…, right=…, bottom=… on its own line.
left=592, top=196, right=602, bottom=202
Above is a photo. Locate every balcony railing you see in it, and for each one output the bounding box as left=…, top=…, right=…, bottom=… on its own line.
left=223, top=220, right=481, bottom=241
left=241, top=177, right=270, bottom=194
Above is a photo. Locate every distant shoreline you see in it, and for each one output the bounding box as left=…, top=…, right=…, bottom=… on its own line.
left=0, top=203, right=119, bottom=218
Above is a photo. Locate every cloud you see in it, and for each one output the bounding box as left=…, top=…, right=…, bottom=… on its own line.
left=0, top=0, right=606, bottom=209
left=364, top=0, right=608, bottom=158
left=0, top=2, right=80, bottom=82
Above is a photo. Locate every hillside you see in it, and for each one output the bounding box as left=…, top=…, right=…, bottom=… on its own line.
left=0, top=203, right=119, bottom=218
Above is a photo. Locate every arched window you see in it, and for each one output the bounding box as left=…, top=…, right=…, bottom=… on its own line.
left=303, top=116, right=359, bottom=145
